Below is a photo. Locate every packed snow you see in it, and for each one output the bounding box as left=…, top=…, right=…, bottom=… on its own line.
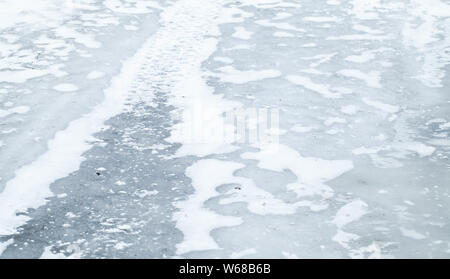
left=0, top=0, right=449, bottom=259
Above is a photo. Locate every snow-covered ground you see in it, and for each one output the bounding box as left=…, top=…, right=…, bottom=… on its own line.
left=0, top=0, right=449, bottom=259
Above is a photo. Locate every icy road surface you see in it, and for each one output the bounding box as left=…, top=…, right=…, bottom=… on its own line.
left=0, top=0, right=449, bottom=259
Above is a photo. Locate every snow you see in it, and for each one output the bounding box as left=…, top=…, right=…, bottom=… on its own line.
left=242, top=144, right=354, bottom=200
left=327, top=34, right=389, bottom=41
left=349, top=0, right=382, bottom=20
left=103, top=0, right=162, bottom=14
left=286, top=75, right=342, bottom=98
left=174, top=159, right=243, bottom=254
left=402, top=0, right=450, bottom=87
left=255, top=20, right=304, bottom=32
left=327, top=0, right=341, bottom=5
left=345, top=51, right=376, bottom=63
left=400, top=142, right=435, bottom=158
left=53, top=83, right=79, bottom=92
left=86, top=71, right=105, bottom=80
left=0, top=106, right=30, bottom=118
left=332, top=200, right=369, bottom=251
left=0, top=0, right=449, bottom=259
left=332, top=200, right=369, bottom=228
left=213, top=56, right=233, bottom=64
left=230, top=248, right=257, bottom=259
left=0, top=0, right=70, bottom=30
left=338, top=69, right=382, bottom=88
left=0, top=239, right=13, bottom=256
left=324, top=117, right=347, bottom=126
left=274, top=12, right=292, bottom=20
left=232, top=27, right=253, bottom=40
left=400, top=228, right=427, bottom=240
left=0, top=68, right=61, bottom=83
left=159, top=2, right=243, bottom=158
left=353, top=24, right=384, bottom=35
left=54, top=26, right=101, bottom=49
left=340, top=105, right=359, bottom=115
left=362, top=98, right=400, bottom=114
left=214, top=66, right=282, bottom=84
left=290, top=125, right=315, bottom=133
left=303, top=16, right=340, bottom=23
left=40, top=245, right=82, bottom=259
left=0, top=15, right=164, bottom=236
left=273, top=31, right=295, bottom=38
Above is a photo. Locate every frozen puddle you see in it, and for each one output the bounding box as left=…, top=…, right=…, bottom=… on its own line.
left=0, top=0, right=449, bottom=259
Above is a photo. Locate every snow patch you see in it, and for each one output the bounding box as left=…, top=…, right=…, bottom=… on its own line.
left=242, top=144, right=353, bottom=200
left=232, top=27, right=253, bottom=40
left=286, top=75, right=341, bottom=99
left=0, top=239, right=13, bottom=256
left=214, top=66, right=281, bottom=84
left=230, top=248, right=257, bottom=259
left=53, top=83, right=79, bottom=92
left=86, top=71, right=105, bottom=80
left=362, top=98, right=399, bottom=114
left=173, top=159, right=243, bottom=254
